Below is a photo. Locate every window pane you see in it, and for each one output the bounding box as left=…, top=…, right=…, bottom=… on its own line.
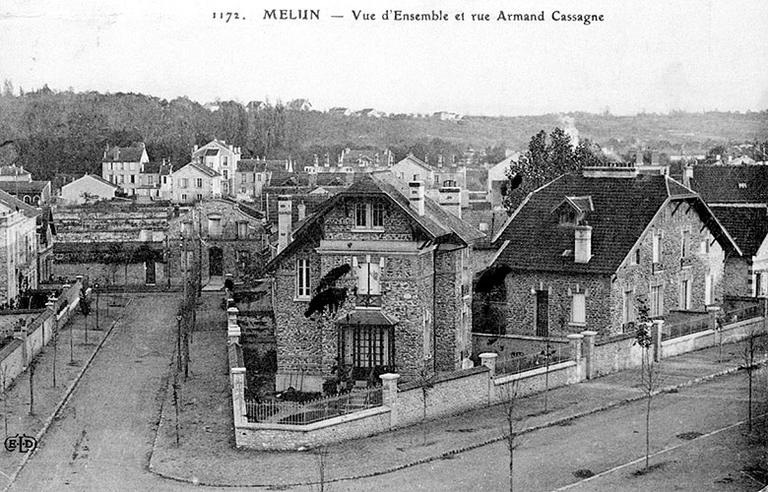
left=372, top=203, right=384, bottom=227
left=571, top=293, right=585, bottom=324
left=355, top=203, right=367, bottom=227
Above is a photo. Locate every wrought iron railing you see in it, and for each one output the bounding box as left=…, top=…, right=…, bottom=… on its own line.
left=245, top=386, right=383, bottom=425
left=494, top=345, right=572, bottom=376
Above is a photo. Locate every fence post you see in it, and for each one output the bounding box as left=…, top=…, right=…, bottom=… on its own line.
left=231, top=367, right=247, bottom=429
left=227, top=306, right=239, bottom=331
left=380, top=373, right=400, bottom=430
left=581, top=330, right=598, bottom=379
left=652, top=320, right=664, bottom=362
left=479, top=352, right=498, bottom=377
left=567, top=333, right=584, bottom=381
left=479, top=353, right=498, bottom=404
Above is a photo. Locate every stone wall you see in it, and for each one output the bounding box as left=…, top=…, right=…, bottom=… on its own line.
left=472, top=333, right=571, bottom=359
left=52, top=261, right=172, bottom=288
left=724, top=257, right=751, bottom=298
left=504, top=271, right=612, bottom=337
left=0, top=280, right=82, bottom=391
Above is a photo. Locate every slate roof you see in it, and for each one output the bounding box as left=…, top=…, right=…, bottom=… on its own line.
left=141, top=162, right=172, bottom=174
left=709, top=205, right=768, bottom=257
left=461, top=208, right=509, bottom=250
left=177, top=162, right=220, bottom=178
left=0, top=165, right=31, bottom=177
left=316, top=173, right=349, bottom=186
left=266, top=174, right=483, bottom=270
left=102, top=144, right=146, bottom=163
left=689, top=165, right=768, bottom=204
left=0, top=188, right=41, bottom=218
left=492, top=172, right=738, bottom=275
left=394, top=154, right=432, bottom=172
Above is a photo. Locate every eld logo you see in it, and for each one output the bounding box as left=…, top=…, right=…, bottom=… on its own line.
left=4, top=434, right=37, bottom=453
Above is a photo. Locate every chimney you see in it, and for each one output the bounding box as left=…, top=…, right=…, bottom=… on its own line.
left=297, top=201, right=306, bottom=221
left=683, top=164, right=694, bottom=188
left=277, top=195, right=292, bottom=254
left=193, top=145, right=198, bottom=152
left=409, top=181, right=425, bottom=216
left=314, top=154, right=319, bottom=166
left=324, top=153, right=330, bottom=167
left=574, top=225, right=592, bottom=263
left=439, top=183, right=461, bottom=218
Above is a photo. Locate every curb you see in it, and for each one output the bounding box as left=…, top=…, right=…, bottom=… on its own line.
left=2, top=298, right=133, bottom=492
left=146, top=357, right=764, bottom=489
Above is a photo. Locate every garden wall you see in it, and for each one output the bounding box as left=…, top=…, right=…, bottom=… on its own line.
left=661, top=316, right=764, bottom=358
left=0, top=280, right=83, bottom=391
left=472, top=333, right=570, bottom=359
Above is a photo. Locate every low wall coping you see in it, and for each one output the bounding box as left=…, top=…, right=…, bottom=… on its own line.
left=0, top=338, right=23, bottom=360
left=493, top=359, right=576, bottom=386
left=581, top=330, right=598, bottom=337
left=237, top=405, right=390, bottom=432
left=230, top=367, right=246, bottom=374
left=399, top=366, right=489, bottom=392
left=472, top=333, right=570, bottom=344
left=566, top=333, right=584, bottom=340
left=661, top=328, right=714, bottom=347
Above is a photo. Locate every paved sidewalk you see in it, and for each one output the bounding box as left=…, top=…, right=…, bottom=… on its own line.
left=149, top=314, right=767, bottom=489
left=0, top=294, right=130, bottom=490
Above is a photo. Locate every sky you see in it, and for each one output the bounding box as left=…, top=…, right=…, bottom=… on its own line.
left=1, top=0, right=768, bottom=116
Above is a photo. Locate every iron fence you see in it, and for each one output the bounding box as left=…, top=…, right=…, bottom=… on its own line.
left=245, top=386, right=383, bottom=425
left=722, top=303, right=764, bottom=325
left=494, top=345, right=572, bottom=376
left=662, top=314, right=711, bottom=341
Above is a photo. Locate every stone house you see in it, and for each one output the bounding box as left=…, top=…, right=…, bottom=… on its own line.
left=171, top=162, right=221, bottom=203
left=60, top=174, right=118, bottom=205
left=487, top=165, right=740, bottom=338
left=191, top=139, right=242, bottom=196
left=687, top=165, right=768, bottom=297
left=170, top=199, right=267, bottom=286
left=100, top=143, right=150, bottom=195
left=0, top=180, right=52, bottom=206
left=234, top=159, right=270, bottom=201
left=136, top=160, right=173, bottom=200
left=338, top=148, right=394, bottom=169
left=0, top=189, right=40, bottom=306
left=265, top=173, right=482, bottom=393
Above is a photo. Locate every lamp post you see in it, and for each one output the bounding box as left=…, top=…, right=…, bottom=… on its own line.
left=176, top=315, right=182, bottom=372
left=95, top=283, right=100, bottom=331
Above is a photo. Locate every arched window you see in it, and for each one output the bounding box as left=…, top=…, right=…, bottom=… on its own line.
left=23, top=195, right=31, bottom=204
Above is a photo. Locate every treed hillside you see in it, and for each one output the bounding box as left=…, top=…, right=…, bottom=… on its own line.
left=0, top=84, right=766, bottom=181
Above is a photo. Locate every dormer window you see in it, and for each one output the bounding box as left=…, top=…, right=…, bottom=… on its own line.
left=559, top=209, right=577, bottom=226
left=553, top=195, right=593, bottom=227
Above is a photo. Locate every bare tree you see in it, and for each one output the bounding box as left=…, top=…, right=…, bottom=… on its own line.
left=28, top=353, right=38, bottom=416
left=501, top=382, right=520, bottom=492
left=741, top=325, right=765, bottom=433
left=634, top=296, right=661, bottom=472
left=418, top=362, right=435, bottom=446
left=315, top=444, right=329, bottom=492
left=1, top=365, right=8, bottom=439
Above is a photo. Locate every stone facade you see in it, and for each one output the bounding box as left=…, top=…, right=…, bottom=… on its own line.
left=270, top=186, right=474, bottom=393
left=0, top=204, right=39, bottom=306
left=503, top=201, right=727, bottom=338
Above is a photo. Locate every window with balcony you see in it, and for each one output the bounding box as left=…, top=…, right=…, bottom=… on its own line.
left=355, top=256, right=382, bottom=307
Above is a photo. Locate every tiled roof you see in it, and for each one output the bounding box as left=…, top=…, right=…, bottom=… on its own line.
left=709, top=205, right=768, bottom=257
left=0, top=180, right=49, bottom=193
left=461, top=208, right=509, bottom=249
left=79, top=173, right=119, bottom=189
left=689, top=165, right=768, bottom=204
left=0, top=188, right=41, bottom=218
left=102, top=144, right=146, bottom=163
left=493, top=172, right=736, bottom=274
left=237, top=160, right=267, bottom=173
left=269, top=172, right=309, bottom=187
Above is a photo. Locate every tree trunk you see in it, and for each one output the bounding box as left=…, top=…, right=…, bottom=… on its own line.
left=28, top=363, right=35, bottom=416
left=645, top=394, right=651, bottom=470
